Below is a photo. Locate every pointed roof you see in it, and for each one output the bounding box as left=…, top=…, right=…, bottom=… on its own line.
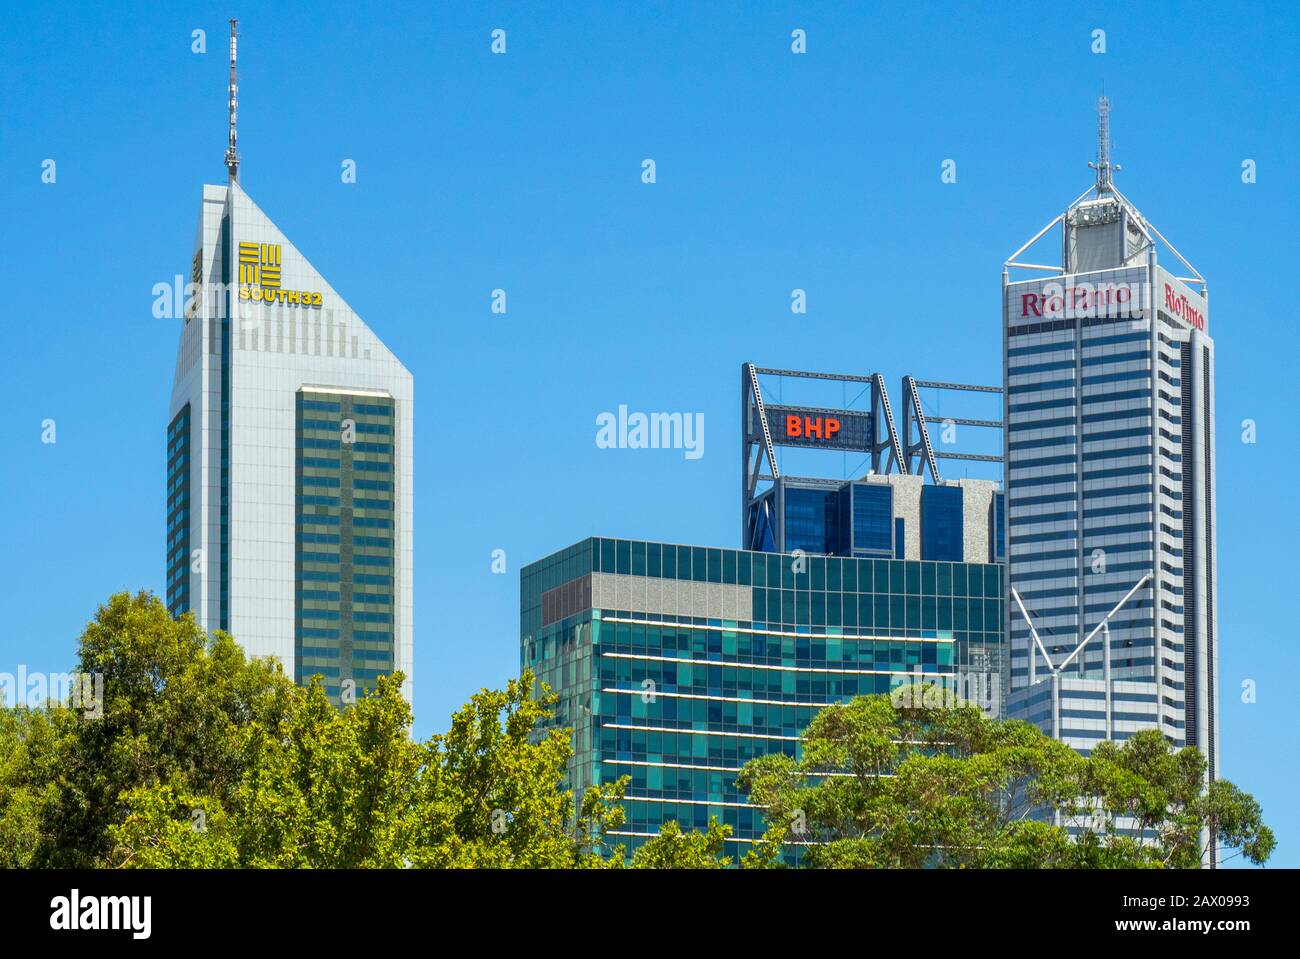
left=1003, top=98, right=1205, bottom=293
left=225, top=180, right=410, bottom=375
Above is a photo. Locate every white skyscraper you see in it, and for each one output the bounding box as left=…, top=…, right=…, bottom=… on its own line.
left=1000, top=99, right=1217, bottom=856
left=166, top=22, right=413, bottom=703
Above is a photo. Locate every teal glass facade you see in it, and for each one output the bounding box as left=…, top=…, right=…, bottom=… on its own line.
left=295, top=390, right=396, bottom=703
left=521, top=537, right=1003, bottom=858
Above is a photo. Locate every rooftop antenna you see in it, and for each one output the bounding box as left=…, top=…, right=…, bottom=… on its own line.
left=1087, top=93, right=1119, bottom=194
left=224, top=19, right=240, bottom=183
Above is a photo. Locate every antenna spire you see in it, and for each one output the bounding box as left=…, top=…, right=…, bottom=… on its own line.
left=224, top=19, right=240, bottom=183
left=1088, top=94, right=1119, bottom=193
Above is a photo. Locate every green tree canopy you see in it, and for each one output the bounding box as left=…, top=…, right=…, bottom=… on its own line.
left=16, top=591, right=297, bottom=866
left=3, top=595, right=1272, bottom=870
left=630, top=817, right=732, bottom=869
left=2, top=591, right=635, bottom=868
left=738, top=684, right=1274, bottom=868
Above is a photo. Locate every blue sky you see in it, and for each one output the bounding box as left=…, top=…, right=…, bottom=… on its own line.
left=1, top=1, right=1297, bottom=864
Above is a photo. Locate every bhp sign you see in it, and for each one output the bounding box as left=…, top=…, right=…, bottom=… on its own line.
left=786, top=415, right=841, bottom=440
left=1164, top=284, right=1206, bottom=331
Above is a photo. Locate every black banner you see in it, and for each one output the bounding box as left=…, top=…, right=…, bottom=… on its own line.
left=0, top=867, right=1284, bottom=945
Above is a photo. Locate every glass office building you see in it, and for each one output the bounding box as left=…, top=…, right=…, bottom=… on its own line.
left=752, top=475, right=1004, bottom=566
left=166, top=178, right=413, bottom=704
left=521, top=537, right=1003, bottom=858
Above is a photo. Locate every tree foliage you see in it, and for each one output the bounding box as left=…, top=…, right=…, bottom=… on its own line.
left=2, top=591, right=641, bottom=868
left=3, top=595, right=1272, bottom=870
left=630, top=817, right=732, bottom=869
left=738, top=684, right=1274, bottom=868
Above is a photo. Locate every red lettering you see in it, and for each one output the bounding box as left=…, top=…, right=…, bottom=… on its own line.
left=1021, top=293, right=1042, bottom=317
left=786, top=414, right=846, bottom=441
left=1164, top=283, right=1206, bottom=331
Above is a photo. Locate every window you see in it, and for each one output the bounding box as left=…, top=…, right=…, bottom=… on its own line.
left=921, top=485, right=964, bottom=562
left=851, top=483, right=893, bottom=556
left=783, top=487, right=838, bottom=555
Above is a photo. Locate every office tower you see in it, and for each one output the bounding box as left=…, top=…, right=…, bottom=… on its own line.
left=520, top=536, right=1001, bottom=859
left=1001, top=98, right=1216, bottom=812
left=741, top=363, right=1007, bottom=714
left=521, top=366, right=1006, bottom=859
left=166, top=21, right=413, bottom=703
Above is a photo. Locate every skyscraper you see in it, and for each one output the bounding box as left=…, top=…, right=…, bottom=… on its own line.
left=521, top=365, right=1006, bottom=859
left=521, top=536, right=1001, bottom=860
left=741, top=363, right=1007, bottom=714
left=1001, top=99, right=1216, bottom=808
left=166, top=22, right=413, bottom=703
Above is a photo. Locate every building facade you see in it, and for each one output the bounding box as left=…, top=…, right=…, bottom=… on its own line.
left=166, top=179, right=413, bottom=703
left=1001, top=101, right=1217, bottom=801
left=758, top=474, right=1004, bottom=565
left=521, top=537, right=1003, bottom=858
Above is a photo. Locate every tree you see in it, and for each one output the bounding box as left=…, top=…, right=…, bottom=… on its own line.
left=102, top=670, right=633, bottom=869
left=1081, top=731, right=1275, bottom=868
left=630, top=817, right=732, bottom=869
left=105, top=785, right=239, bottom=868
left=739, top=684, right=1274, bottom=868
left=1, top=589, right=644, bottom=868
left=0, top=707, right=58, bottom=868
left=405, top=673, right=628, bottom=868
left=105, top=673, right=418, bottom=868
left=37, top=591, right=297, bottom=866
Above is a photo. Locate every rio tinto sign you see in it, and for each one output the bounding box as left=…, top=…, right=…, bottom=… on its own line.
left=1163, top=283, right=1205, bottom=331
left=1018, top=279, right=1147, bottom=319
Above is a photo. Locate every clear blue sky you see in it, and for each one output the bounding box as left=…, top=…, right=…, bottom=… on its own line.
left=2, top=1, right=1297, bottom=865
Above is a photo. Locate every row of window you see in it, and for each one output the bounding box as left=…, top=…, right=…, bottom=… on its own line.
left=576, top=538, right=1004, bottom=595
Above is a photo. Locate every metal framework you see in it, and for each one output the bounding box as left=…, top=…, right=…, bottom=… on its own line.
left=1011, top=574, right=1151, bottom=742
left=741, top=363, right=1002, bottom=552
left=1003, top=96, right=1206, bottom=295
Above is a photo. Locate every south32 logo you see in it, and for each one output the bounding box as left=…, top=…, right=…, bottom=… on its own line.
left=238, top=241, right=323, bottom=307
